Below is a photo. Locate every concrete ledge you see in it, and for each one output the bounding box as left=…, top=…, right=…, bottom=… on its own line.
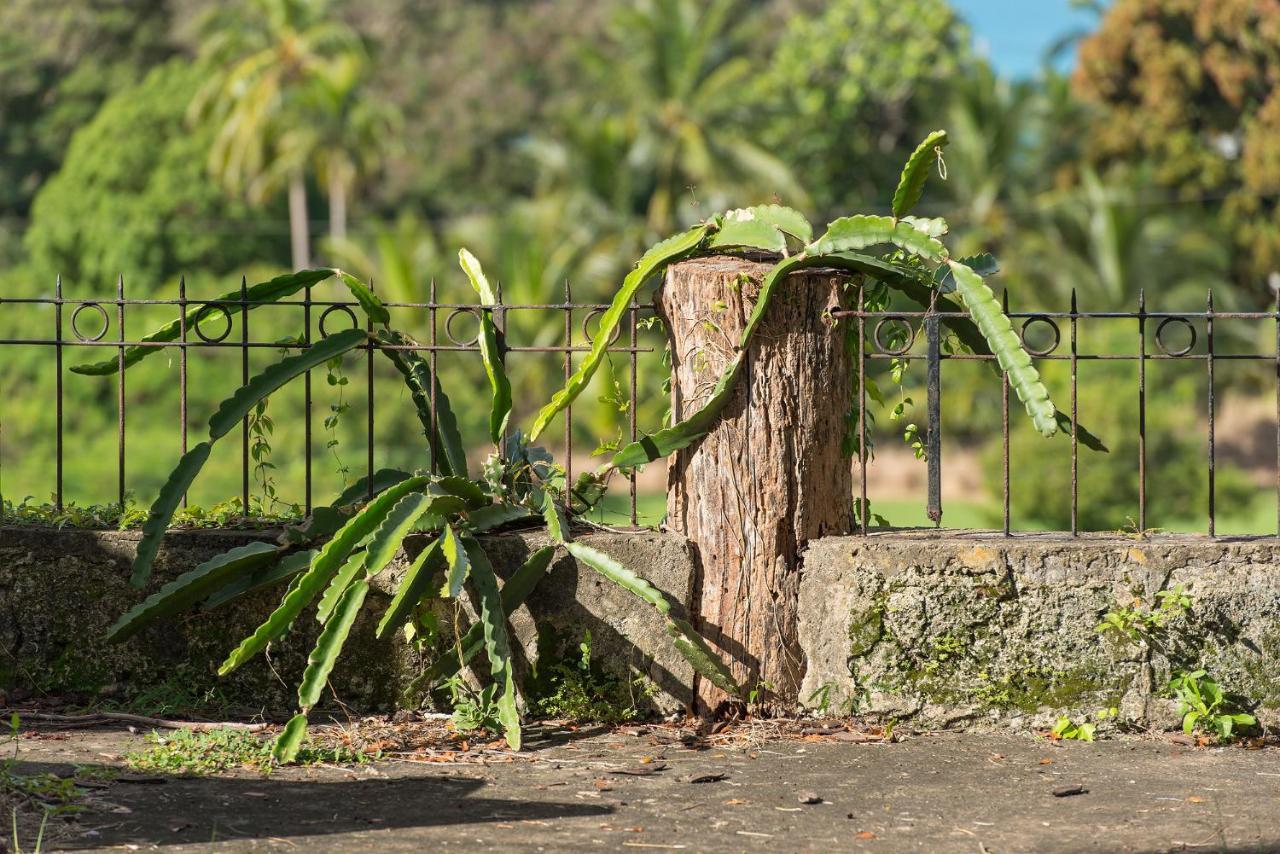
left=799, top=533, right=1280, bottom=729
left=5, top=526, right=1279, bottom=729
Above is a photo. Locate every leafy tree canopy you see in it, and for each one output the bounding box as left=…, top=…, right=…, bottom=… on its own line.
left=756, top=0, right=972, bottom=215
left=24, top=60, right=282, bottom=289
left=1074, top=0, right=1280, bottom=285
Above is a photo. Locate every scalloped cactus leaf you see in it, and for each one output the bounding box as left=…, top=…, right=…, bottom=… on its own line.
left=376, top=537, right=445, bottom=639
left=208, top=328, right=367, bottom=440
left=130, top=442, right=212, bottom=588
left=296, top=576, right=369, bottom=711
left=218, top=476, right=429, bottom=675
left=947, top=259, right=1057, bottom=436
left=529, top=222, right=714, bottom=441
left=377, top=332, right=468, bottom=478
left=70, top=269, right=335, bottom=376
left=809, top=214, right=947, bottom=261
left=462, top=535, right=521, bottom=750
left=107, top=541, right=279, bottom=642
left=403, top=545, right=555, bottom=695
left=892, top=129, right=948, bottom=219
left=337, top=271, right=389, bottom=324
left=457, top=249, right=511, bottom=444
left=609, top=355, right=744, bottom=469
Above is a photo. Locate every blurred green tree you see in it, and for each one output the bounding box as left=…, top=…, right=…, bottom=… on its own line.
left=0, top=0, right=178, bottom=221
left=23, top=61, right=280, bottom=289
left=756, top=0, right=970, bottom=215
left=1073, top=0, right=1280, bottom=298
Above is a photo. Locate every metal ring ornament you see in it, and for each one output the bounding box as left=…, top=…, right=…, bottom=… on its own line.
left=445, top=307, right=481, bottom=347
left=70, top=303, right=110, bottom=342
left=319, top=304, right=359, bottom=339
left=1019, top=315, right=1061, bottom=357
left=872, top=317, right=917, bottom=356
left=582, top=308, right=623, bottom=347
left=1155, top=316, right=1197, bottom=357
left=192, top=303, right=233, bottom=344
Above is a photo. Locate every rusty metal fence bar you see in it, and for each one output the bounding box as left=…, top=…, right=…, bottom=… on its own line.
left=3, top=279, right=1279, bottom=536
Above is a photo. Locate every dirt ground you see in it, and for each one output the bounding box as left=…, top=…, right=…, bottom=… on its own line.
left=4, top=717, right=1280, bottom=853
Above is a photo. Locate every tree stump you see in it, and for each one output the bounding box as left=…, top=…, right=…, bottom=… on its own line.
left=660, top=256, right=855, bottom=713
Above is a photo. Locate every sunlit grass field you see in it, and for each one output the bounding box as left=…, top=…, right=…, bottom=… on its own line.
left=588, top=492, right=1279, bottom=536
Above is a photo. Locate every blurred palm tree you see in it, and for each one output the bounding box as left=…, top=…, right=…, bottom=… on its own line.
left=1012, top=167, right=1230, bottom=310
left=188, top=0, right=365, bottom=268
left=276, top=52, right=400, bottom=244
left=576, top=0, right=808, bottom=235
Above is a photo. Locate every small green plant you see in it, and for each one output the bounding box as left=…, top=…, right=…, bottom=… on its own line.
left=443, top=678, right=504, bottom=737
left=526, top=631, right=654, bottom=724
left=2, top=713, right=84, bottom=843
left=1167, top=670, right=1257, bottom=741
left=1050, top=716, right=1097, bottom=742
left=1096, top=584, right=1192, bottom=652
left=1, top=497, right=300, bottom=530
left=125, top=727, right=372, bottom=776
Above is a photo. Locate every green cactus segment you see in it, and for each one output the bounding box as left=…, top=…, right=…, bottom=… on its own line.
left=809, top=214, right=947, bottom=262
left=129, top=442, right=213, bottom=589
left=529, top=222, right=713, bottom=441
left=107, top=541, right=280, bottom=642
left=70, top=268, right=335, bottom=376
left=947, top=259, right=1057, bottom=437
left=892, top=129, right=948, bottom=219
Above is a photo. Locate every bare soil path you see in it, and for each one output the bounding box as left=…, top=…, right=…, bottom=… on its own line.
left=5, top=720, right=1279, bottom=852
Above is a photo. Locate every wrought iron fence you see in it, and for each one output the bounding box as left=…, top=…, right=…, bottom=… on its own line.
left=836, top=287, right=1279, bottom=537
left=0, top=277, right=655, bottom=525
left=0, top=276, right=1277, bottom=536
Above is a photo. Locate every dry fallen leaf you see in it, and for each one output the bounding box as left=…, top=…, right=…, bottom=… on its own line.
left=1038, top=758, right=1053, bottom=765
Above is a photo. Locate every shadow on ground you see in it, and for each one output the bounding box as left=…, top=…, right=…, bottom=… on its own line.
left=13, top=759, right=610, bottom=849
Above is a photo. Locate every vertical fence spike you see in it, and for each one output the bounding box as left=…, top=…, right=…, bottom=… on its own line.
left=429, top=277, right=440, bottom=476
left=1001, top=288, right=1010, bottom=536
left=629, top=291, right=639, bottom=527
left=925, top=288, right=942, bottom=527
left=366, top=277, right=375, bottom=500
left=240, top=275, right=250, bottom=517
left=117, top=274, right=126, bottom=509
left=303, top=266, right=313, bottom=513
left=1207, top=288, right=1215, bottom=537
left=564, top=279, right=573, bottom=493
left=494, top=278, right=509, bottom=459
left=1137, top=287, right=1147, bottom=533
left=1069, top=287, right=1078, bottom=536
left=54, top=275, right=64, bottom=512
left=857, top=285, right=868, bottom=536
left=178, top=275, right=189, bottom=508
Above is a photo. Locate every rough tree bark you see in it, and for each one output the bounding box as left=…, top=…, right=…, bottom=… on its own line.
left=660, top=256, right=855, bottom=713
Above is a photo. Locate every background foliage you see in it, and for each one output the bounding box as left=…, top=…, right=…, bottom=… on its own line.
left=1, top=0, right=1276, bottom=532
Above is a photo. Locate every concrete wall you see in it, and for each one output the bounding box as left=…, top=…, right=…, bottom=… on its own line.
left=799, top=534, right=1280, bottom=729
left=0, top=527, right=695, bottom=716
left=3, top=526, right=1278, bottom=729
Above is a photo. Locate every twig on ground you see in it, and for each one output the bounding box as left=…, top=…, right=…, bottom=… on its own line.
left=3, top=710, right=269, bottom=732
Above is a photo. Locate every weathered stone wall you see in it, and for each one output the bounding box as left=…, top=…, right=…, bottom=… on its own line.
left=4, top=526, right=1278, bottom=730
left=799, top=533, right=1280, bottom=730
left=0, top=527, right=695, bottom=716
